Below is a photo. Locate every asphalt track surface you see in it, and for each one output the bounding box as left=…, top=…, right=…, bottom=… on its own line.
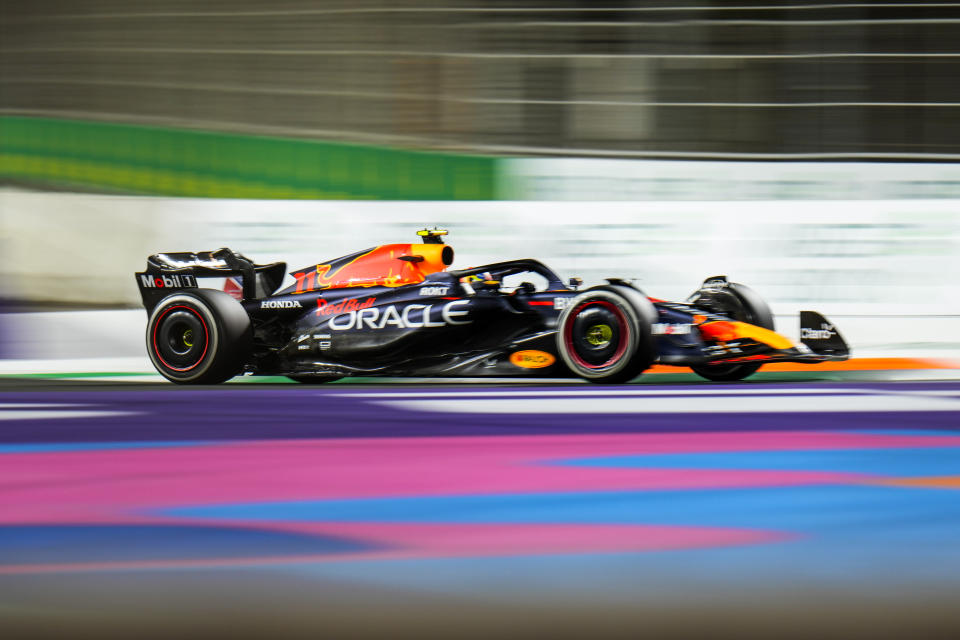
left=3, top=376, right=960, bottom=638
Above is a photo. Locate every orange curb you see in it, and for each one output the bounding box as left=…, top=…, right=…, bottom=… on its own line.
left=648, top=357, right=958, bottom=374
left=876, top=476, right=960, bottom=489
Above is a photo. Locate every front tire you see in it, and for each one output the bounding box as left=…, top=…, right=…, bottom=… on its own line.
left=556, top=288, right=656, bottom=384
left=147, top=289, right=251, bottom=384
left=689, top=282, right=774, bottom=382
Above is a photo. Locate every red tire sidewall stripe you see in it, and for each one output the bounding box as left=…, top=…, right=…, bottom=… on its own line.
left=563, top=299, right=631, bottom=370
left=152, top=305, right=210, bottom=372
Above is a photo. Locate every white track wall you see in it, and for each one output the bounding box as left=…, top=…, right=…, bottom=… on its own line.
left=2, top=188, right=958, bottom=359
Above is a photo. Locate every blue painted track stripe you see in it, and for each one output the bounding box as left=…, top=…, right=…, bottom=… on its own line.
left=0, top=441, right=223, bottom=454
left=161, top=484, right=960, bottom=534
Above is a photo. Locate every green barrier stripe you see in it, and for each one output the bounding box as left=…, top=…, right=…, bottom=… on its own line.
left=0, top=116, right=499, bottom=200
left=0, top=153, right=371, bottom=199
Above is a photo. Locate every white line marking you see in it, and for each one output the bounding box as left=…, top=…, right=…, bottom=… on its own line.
left=0, top=403, right=91, bottom=409
left=338, top=388, right=871, bottom=399
left=372, top=394, right=960, bottom=415
left=53, top=376, right=167, bottom=383
left=0, top=410, right=141, bottom=421
left=875, top=390, right=960, bottom=397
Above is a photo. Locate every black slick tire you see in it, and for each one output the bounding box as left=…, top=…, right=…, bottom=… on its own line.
left=556, top=288, right=656, bottom=384
left=690, top=282, right=775, bottom=382
left=146, top=289, right=252, bottom=384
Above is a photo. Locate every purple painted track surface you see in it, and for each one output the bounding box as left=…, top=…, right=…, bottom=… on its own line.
left=3, top=379, right=960, bottom=637
left=2, top=380, right=959, bottom=443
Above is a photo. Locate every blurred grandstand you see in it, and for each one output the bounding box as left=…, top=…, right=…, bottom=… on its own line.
left=2, top=0, right=960, bottom=199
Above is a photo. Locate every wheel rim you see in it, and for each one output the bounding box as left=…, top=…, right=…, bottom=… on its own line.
left=585, top=323, right=613, bottom=347
left=152, top=305, right=209, bottom=372
left=564, top=300, right=630, bottom=370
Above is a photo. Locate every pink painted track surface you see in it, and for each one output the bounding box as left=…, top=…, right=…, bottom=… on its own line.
left=2, top=379, right=960, bottom=638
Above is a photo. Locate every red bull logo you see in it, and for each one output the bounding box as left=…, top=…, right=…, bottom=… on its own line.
left=316, top=297, right=377, bottom=317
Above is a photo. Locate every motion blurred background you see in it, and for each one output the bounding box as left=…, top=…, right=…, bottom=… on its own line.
left=5, top=0, right=960, bottom=159
left=2, top=0, right=958, bottom=357
left=2, top=2, right=960, bottom=638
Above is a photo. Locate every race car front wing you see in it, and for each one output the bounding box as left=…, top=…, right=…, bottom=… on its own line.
left=696, top=310, right=850, bottom=366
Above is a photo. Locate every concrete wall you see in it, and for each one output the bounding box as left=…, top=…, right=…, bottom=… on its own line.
left=3, top=188, right=958, bottom=312
left=2, top=188, right=957, bottom=360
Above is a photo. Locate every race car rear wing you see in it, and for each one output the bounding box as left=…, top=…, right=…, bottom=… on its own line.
left=135, top=248, right=286, bottom=311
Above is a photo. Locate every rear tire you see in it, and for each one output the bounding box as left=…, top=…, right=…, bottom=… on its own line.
left=689, top=282, right=774, bottom=382
left=556, top=288, right=656, bottom=384
left=147, top=289, right=251, bottom=384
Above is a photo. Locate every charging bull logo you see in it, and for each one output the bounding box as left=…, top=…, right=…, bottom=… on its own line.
left=293, top=243, right=453, bottom=292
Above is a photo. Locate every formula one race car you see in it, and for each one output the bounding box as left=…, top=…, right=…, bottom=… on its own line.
left=135, top=229, right=849, bottom=384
